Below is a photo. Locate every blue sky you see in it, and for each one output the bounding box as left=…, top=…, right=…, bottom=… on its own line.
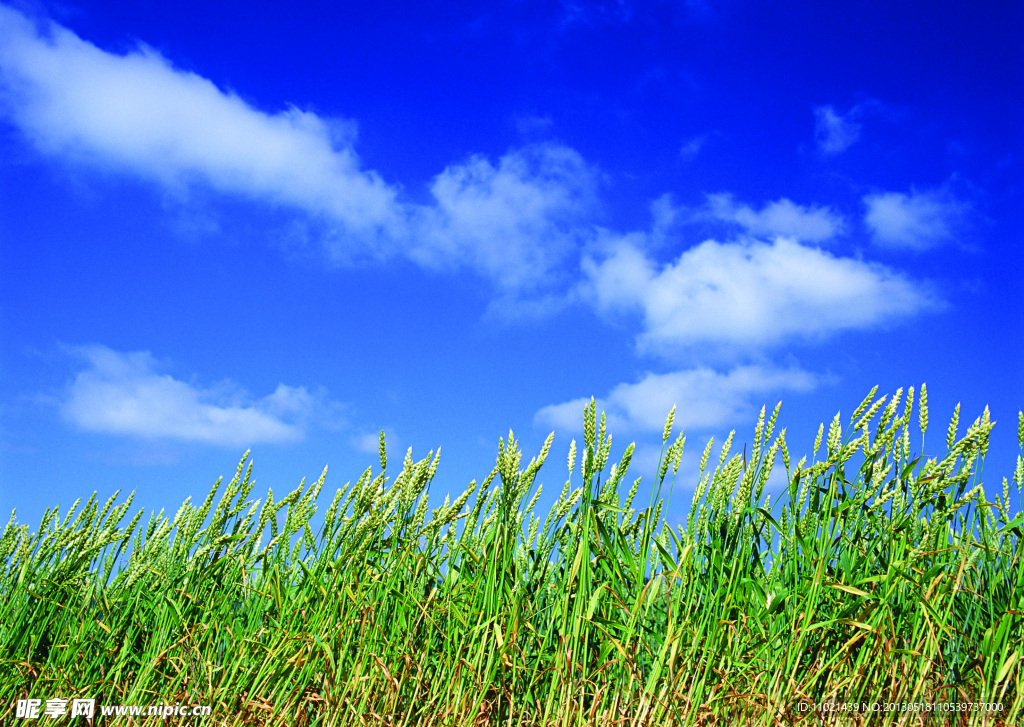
left=1, top=0, right=1021, bottom=530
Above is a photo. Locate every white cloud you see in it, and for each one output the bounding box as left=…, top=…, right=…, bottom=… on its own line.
left=813, top=104, right=862, bottom=155
left=61, top=345, right=326, bottom=447
left=704, top=193, right=843, bottom=242
left=0, top=6, right=401, bottom=239
left=863, top=188, right=968, bottom=250
left=535, top=364, right=816, bottom=433
left=581, top=236, right=936, bottom=352
left=0, top=5, right=595, bottom=290
left=410, top=144, right=596, bottom=290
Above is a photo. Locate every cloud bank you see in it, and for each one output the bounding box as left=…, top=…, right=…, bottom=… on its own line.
left=538, top=231, right=935, bottom=434
left=61, top=346, right=327, bottom=447
left=0, top=4, right=592, bottom=289
left=0, top=5, right=949, bottom=440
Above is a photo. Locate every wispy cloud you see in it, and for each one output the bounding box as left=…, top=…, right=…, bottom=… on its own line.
left=349, top=428, right=402, bottom=456
left=515, top=114, right=555, bottom=136
left=703, top=193, right=844, bottom=242
left=350, top=431, right=384, bottom=455
left=61, top=345, right=335, bottom=447
left=558, top=0, right=635, bottom=28
left=580, top=236, right=937, bottom=354
left=535, top=364, right=816, bottom=433
left=863, top=187, right=970, bottom=250
left=813, top=104, right=862, bottom=155
left=679, top=134, right=707, bottom=159
left=0, top=5, right=593, bottom=291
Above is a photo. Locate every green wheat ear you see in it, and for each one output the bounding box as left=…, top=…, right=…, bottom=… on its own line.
left=852, top=385, right=879, bottom=422
left=811, top=422, right=824, bottom=458
left=662, top=404, right=676, bottom=444
left=947, top=402, right=961, bottom=449
left=919, top=381, right=929, bottom=437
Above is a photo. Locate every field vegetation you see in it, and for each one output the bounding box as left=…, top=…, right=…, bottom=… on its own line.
left=2, top=385, right=1023, bottom=725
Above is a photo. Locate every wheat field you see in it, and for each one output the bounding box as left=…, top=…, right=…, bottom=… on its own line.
left=2, top=385, right=1022, bottom=725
